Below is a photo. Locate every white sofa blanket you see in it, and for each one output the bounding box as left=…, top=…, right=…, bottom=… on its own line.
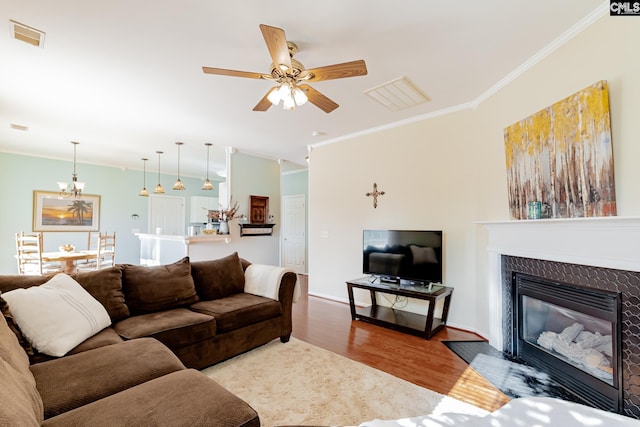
left=244, top=264, right=300, bottom=302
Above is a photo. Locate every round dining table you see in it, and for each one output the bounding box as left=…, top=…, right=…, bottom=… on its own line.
left=40, top=250, right=97, bottom=274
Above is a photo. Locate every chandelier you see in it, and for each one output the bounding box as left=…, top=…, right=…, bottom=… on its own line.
left=57, top=141, right=85, bottom=199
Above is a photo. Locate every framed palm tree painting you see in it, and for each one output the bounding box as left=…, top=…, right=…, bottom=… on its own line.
left=33, top=191, right=100, bottom=232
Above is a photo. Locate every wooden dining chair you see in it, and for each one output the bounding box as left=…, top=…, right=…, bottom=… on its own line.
left=77, top=232, right=116, bottom=271
left=15, top=232, right=63, bottom=275
left=87, top=231, right=100, bottom=252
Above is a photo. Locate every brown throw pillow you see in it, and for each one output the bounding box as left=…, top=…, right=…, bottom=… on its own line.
left=122, top=257, right=198, bottom=313
left=191, top=252, right=246, bottom=300
left=72, top=266, right=130, bottom=322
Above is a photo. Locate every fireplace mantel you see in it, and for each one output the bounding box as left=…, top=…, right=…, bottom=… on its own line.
left=478, top=216, right=640, bottom=350
left=478, top=216, right=640, bottom=272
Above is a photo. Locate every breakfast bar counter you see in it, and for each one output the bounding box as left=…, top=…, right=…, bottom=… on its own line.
left=135, top=233, right=231, bottom=266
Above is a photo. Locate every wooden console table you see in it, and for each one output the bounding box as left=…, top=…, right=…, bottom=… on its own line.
left=346, top=277, right=453, bottom=339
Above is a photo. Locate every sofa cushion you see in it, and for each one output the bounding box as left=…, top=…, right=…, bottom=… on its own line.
left=30, top=337, right=185, bottom=419
left=29, top=327, right=125, bottom=365
left=0, top=275, right=51, bottom=293
left=0, top=269, right=128, bottom=322
left=0, top=314, right=44, bottom=426
left=67, top=327, right=124, bottom=354
left=2, top=274, right=111, bottom=357
left=191, top=252, right=246, bottom=300
left=190, top=293, right=281, bottom=333
left=42, top=369, right=260, bottom=427
left=122, top=257, right=199, bottom=313
left=114, top=308, right=216, bottom=349
left=71, top=266, right=129, bottom=322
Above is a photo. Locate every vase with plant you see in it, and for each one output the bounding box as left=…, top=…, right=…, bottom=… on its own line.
left=207, top=198, right=240, bottom=235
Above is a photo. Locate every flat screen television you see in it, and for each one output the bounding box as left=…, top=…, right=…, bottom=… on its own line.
left=363, top=229, right=443, bottom=285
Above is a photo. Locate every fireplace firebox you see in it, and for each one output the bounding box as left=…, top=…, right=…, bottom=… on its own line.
left=511, top=272, right=622, bottom=413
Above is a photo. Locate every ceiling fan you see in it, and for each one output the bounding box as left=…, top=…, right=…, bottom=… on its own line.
left=202, top=24, right=368, bottom=113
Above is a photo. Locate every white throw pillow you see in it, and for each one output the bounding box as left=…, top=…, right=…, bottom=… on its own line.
left=2, top=273, right=111, bottom=357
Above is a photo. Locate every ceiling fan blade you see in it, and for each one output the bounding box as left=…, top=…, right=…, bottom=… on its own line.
left=299, top=84, right=339, bottom=113
left=253, top=88, right=276, bottom=112
left=202, top=66, right=272, bottom=80
left=259, top=24, right=292, bottom=73
left=302, top=60, right=368, bottom=82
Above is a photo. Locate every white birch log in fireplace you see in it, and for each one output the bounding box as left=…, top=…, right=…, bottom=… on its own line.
left=537, top=322, right=612, bottom=381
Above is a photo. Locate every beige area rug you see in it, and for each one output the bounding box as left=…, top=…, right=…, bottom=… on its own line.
left=202, top=338, right=488, bottom=427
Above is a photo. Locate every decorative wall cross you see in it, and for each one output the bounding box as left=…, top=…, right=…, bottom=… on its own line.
left=366, top=183, right=385, bottom=208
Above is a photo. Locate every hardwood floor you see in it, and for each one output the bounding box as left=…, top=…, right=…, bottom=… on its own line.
left=291, top=275, right=510, bottom=413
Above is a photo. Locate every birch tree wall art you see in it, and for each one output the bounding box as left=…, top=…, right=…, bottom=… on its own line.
left=504, top=80, right=616, bottom=220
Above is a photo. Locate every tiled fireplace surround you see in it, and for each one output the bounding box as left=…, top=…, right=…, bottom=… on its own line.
left=481, top=216, right=640, bottom=417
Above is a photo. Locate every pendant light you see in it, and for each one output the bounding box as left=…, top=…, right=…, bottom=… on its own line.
left=57, top=141, right=86, bottom=199
left=173, top=142, right=185, bottom=190
left=139, top=157, right=149, bottom=197
left=154, top=151, right=165, bottom=194
left=202, top=143, right=214, bottom=191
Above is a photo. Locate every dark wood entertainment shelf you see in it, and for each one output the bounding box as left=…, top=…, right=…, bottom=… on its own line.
left=346, top=277, right=453, bottom=339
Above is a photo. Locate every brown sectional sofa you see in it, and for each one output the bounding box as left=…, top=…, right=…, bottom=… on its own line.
left=0, top=252, right=298, bottom=426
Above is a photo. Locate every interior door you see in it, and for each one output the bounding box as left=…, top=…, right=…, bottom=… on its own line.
left=148, top=195, right=186, bottom=235
left=282, top=194, right=306, bottom=273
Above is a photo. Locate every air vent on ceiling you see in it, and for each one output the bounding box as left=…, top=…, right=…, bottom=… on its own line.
left=10, top=123, right=29, bottom=132
left=10, top=20, right=45, bottom=47
left=364, top=76, right=430, bottom=112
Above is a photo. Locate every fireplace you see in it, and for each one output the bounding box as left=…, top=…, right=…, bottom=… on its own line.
left=481, top=216, right=640, bottom=418
left=510, top=272, right=622, bottom=412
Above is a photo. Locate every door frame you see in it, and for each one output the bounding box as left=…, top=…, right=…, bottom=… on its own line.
left=281, top=194, right=307, bottom=273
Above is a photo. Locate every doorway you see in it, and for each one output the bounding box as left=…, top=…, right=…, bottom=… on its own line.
left=281, top=194, right=306, bottom=273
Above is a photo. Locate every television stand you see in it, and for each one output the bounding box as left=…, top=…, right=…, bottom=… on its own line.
left=346, top=277, right=453, bottom=339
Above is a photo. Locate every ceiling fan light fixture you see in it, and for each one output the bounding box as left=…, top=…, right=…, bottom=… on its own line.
left=282, top=92, right=295, bottom=110
left=293, top=86, right=308, bottom=106
left=278, top=83, right=291, bottom=99
left=267, top=87, right=282, bottom=105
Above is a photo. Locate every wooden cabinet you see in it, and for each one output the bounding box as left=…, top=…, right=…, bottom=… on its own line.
left=249, top=195, right=269, bottom=224
left=190, top=196, right=219, bottom=223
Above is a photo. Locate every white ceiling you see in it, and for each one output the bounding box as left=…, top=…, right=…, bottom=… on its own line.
left=0, top=1, right=606, bottom=178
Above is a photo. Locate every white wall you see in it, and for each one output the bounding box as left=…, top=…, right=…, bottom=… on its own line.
left=225, top=151, right=281, bottom=265
left=308, top=16, right=640, bottom=337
